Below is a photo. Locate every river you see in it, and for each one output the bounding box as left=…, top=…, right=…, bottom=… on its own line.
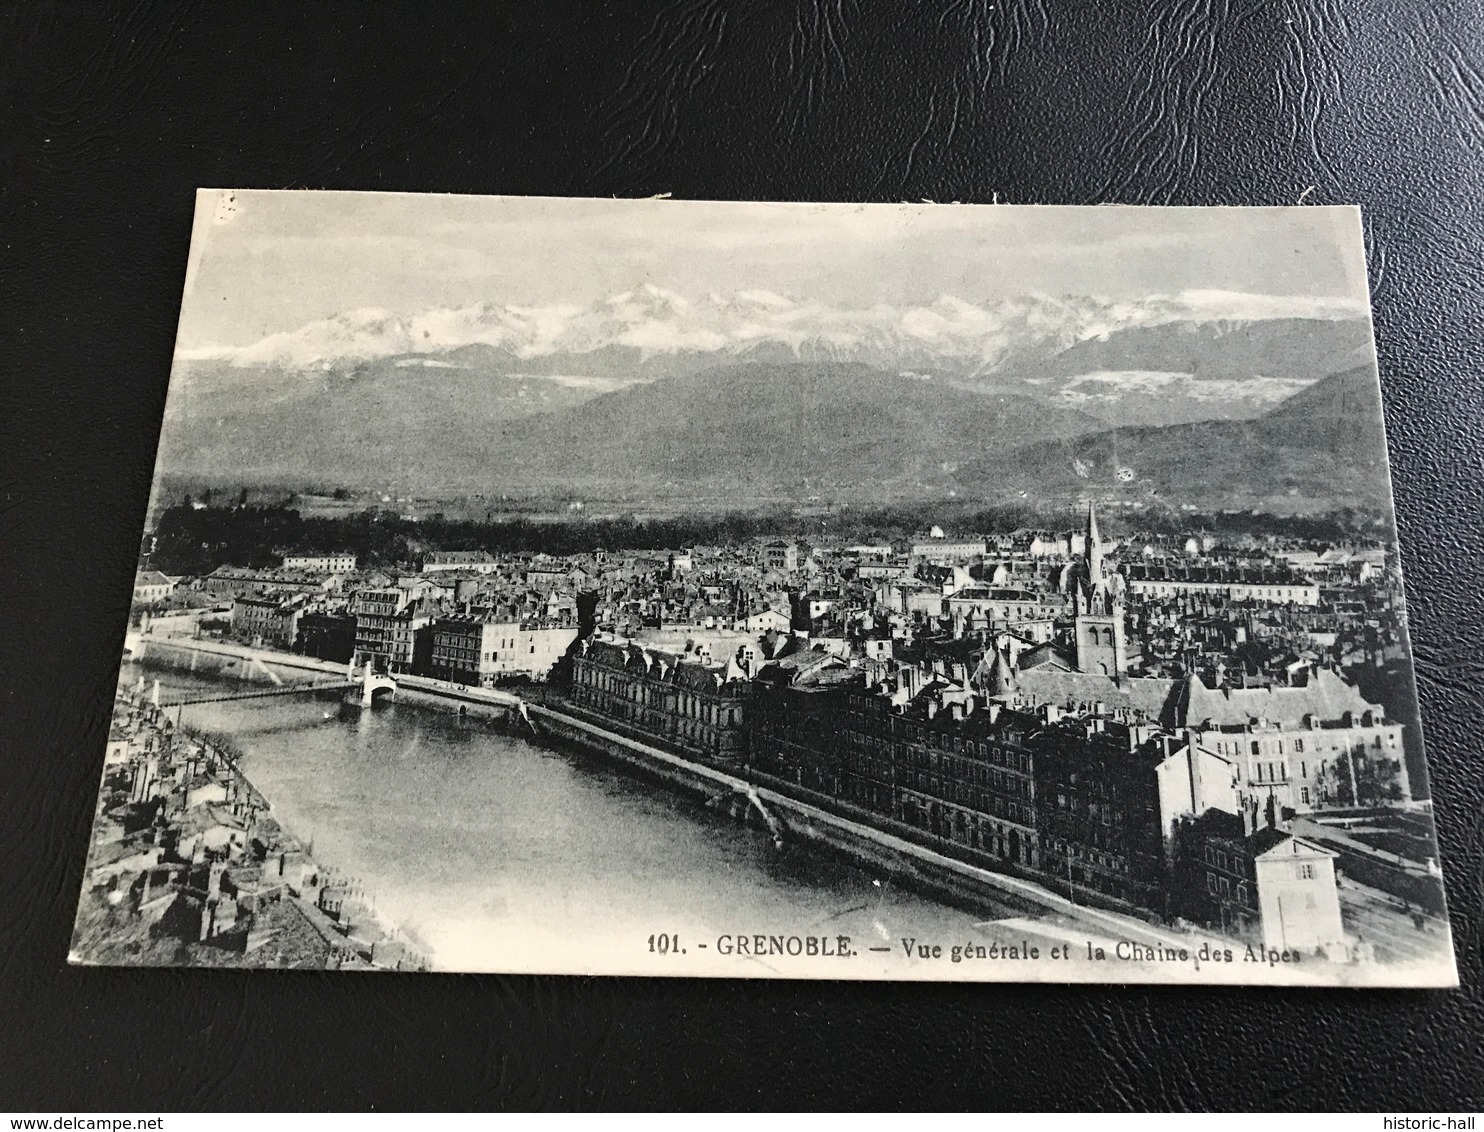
left=134, top=662, right=1030, bottom=977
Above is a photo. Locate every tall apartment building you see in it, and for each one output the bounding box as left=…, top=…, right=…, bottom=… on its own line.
left=429, top=617, right=578, bottom=685
left=351, top=588, right=432, bottom=673
left=230, top=595, right=305, bottom=651
left=1175, top=668, right=1411, bottom=812
left=762, top=542, right=800, bottom=574
left=569, top=638, right=749, bottom=764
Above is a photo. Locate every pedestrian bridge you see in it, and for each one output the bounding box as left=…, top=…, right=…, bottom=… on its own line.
left=158, top=679, right=355, bottom=708
left=147, top=660, right=397, bottom=708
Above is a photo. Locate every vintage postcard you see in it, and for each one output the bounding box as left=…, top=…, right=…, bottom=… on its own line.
left=70, top=192, right=1457, bottom=985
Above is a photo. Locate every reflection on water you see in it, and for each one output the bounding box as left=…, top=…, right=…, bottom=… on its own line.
left=138, top=662, right=1018, bottom=975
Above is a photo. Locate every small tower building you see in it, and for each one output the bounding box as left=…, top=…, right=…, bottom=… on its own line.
left=1073, top=503, right=1127, bottom=677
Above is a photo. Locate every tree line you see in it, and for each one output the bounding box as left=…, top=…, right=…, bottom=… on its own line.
left=147, top=498, right=1382, bottom=578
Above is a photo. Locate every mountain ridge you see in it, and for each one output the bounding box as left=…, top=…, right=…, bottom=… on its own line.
left=171, top=304, right=1375, bottom=436
left=178, top=287, right=1369, bottom=373
left=160, top=287, right=1388, bottom=507
left=492, top=362, right=1104, bottom=494
left=162, top=360, right=1105, bottom=497
left=963, top=365, right=1391, bottom=509
left=158, top=358, right=1397, bottom=511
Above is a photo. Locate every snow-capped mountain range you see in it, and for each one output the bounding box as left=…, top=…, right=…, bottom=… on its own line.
left=160, top=286, right=1378, bottom=497
left=178, top=284, right=1367, bottom=376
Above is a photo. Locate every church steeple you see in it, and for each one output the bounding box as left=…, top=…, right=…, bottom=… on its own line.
left=1085, top=501, right=1104, bottom=589
left=1073, top=499, right=1126, bottom=678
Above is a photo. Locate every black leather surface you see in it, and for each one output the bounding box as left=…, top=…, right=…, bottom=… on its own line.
left=2, top=0, right=1481, bottom=1111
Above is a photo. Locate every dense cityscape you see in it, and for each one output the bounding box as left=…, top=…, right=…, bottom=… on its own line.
left=74, top=494, right=1448, bottom=971
left=67, top=197, right=1454, bottom=981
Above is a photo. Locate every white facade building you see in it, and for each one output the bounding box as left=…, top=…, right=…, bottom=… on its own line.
left=1253, top=831, right=1346, bottom=955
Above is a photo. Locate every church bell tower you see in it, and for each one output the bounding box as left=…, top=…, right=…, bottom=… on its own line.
left=1074, top=502, right=1127, bottom=677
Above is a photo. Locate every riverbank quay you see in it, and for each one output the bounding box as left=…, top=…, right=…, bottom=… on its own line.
left=393, top=673, right=521, bottom=720
left=70, top=679, right=427, bottom=971
left=526, top=701, right=1209, bottom=955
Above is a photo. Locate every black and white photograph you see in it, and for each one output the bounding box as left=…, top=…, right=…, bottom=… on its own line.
left=68, top=190, right=1457, bottom=986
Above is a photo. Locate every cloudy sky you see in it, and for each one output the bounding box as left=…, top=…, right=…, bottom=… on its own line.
left=176, top=191, right=1370, bottom=352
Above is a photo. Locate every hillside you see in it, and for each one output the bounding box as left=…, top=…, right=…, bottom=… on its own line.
left=1011, top=316, right=1370, bottom=382
left=170, top=293, right=1376, bottom=444
left=158, top=353, right=624, bottom=486
left=970, top=317, right=1375, bottom=427
left=157, top=299, right=1386, bottom=506
left=499, top=363, right=1101, bottom=494
left=160, top=360, right=1102, bottom=497
left=964, top=366, right=1393, bottom=509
